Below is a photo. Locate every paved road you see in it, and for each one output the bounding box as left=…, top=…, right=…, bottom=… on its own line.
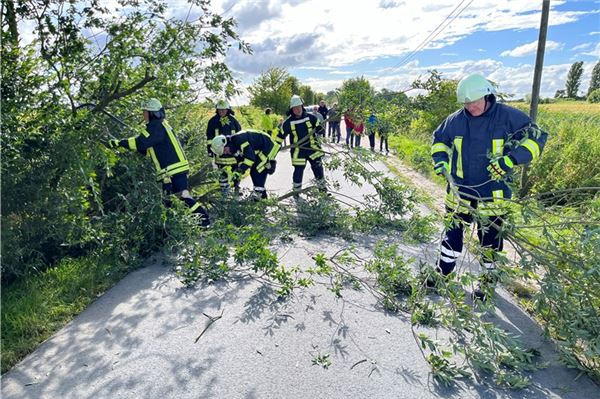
left=2, top=142, right=598, bottom=399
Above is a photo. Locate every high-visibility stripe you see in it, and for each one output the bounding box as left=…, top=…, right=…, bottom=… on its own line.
left=521, top=138, right=540, bottom=160
left=431, top=142, right=451, bottom=155
left=128, top=137, right=137, bottom=151
left=482, top=262, right=496, bottom=271
left=440, top=256, right=456, bottom=263
left=309, top=151, right=324, bottom=159
left=441, top=246, right=461, bottom=258
left=492, top=139, right=504, bottom=156
left=492, top=190, right=503, bottom=201
left=215, top=156, right=237, bottom=165
left=292, top=157, right=307, bottom=166
left=189, top=203, right=201, bottom=212
left=268, top=144, right=280, bottom=159
left=148, top=148, right=161, bottom=178
left=454, top=136, right=463, bottom=179
left=444, top=191, right=470, bottom=213
left=163, top=121, right=187, bottom=163
left=242, top=159, right=253, bottom=166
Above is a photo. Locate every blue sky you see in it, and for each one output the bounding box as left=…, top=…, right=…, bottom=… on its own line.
left=211, top=0, right=600, bottom=103
left=17, top=0, right=600, bottom=102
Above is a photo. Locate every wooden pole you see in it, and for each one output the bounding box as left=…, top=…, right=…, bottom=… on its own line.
left=520, top=0, right=550, bottom=197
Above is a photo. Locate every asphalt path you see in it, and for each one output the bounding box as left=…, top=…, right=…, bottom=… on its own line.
left=2, top=134, right=598, bottom=399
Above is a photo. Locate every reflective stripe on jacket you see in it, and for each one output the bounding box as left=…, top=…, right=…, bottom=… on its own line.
left=431, top=95, right=548, bottom=205
left=122, top=119, right=189, bottom=181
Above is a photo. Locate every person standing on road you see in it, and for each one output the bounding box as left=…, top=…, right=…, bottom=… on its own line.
left=106, top=98, right=210, bottom=226
left=206, top=100, right=242, bottom=194
left=379, top=118, right=390, bottom=154
left=278, top=95, right=327, bottom=197
left=366, top=113, right=378, bottom=152
left=352, top=118, right=364, bottom=148
left=430, top=73, right=548, bottom=301
left=318, top=99, right=329, bottom=133
left=343, top=109, right=354, bottom=147
left=210, top=130, right=279, bottom=200
left=327, top=103, right=341, bottom=143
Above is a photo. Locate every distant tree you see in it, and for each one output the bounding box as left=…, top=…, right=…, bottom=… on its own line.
left=337, top=76, right=375, bottom=119
left=565, top=61, right=584, bottom=98
left=248, top=67, right=296, bottom=115
left=554, top=89, right=566, bottom=99
left=587, top=60, right=600, bottom=98
left=299, top=85, right=316, bottom=105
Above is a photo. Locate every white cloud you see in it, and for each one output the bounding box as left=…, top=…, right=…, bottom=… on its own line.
left=501, top=40, right=562, bottom=57
left=590, top=31, right=600, bottom=35
left=572, top=42, right=595, bottom=51
left=582, top=42, right=600, bottom=57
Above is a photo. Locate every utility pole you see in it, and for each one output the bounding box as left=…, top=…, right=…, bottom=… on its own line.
left=520, top=0, right=550, bottom=197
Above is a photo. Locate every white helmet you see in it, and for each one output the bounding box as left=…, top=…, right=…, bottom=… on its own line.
left=216, top=100, right=230, bottom=109
left=211, top=135, right=227, bottom=156
left=289, top=95, right=303, bottom=108
left=141, top=98, right=163, bottom=112
left=456, top=74, right=496, bottom=103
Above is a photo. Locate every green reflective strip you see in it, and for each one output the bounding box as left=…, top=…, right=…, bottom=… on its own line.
left=148, top=148, right=161, bottom=173
left=240, top=142, right=249, bottom=151
left=492, top=139, right=504, bottom=156
left=291, top=124, right=298, bottom=143
left=215, top=156, right=237, bottom=165
left=492, top=190, right=503, bottom=201
left=163, top=121, right=187, bottom=163
left=444, top=191, right=470, bottom=213
left=128, top=137, right=137, bottom=151
left=267, top=144, right=280, bottom=159
left=242, top=159, right=254, bottom=166
left=189, top=202, right=201, bottom=212
left=522, top=138, right=540, bottom=160
left=309, top=151, right=323, bottom=160
left=454, top=136, right=463, bottom=179
left=431, top=142, right=451, bottom=155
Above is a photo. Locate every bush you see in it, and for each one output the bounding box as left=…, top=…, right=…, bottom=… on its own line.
left=588, top=88, right=600, bottom=103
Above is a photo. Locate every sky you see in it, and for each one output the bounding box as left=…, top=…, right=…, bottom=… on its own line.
left=209, top=0, right=600, bottom=104
left=17, top=0, right=600, bottom=104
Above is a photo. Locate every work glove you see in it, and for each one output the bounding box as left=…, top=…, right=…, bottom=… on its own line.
left=487, top=155, right=514, bottom=180
left=266, top=160, right=277, bottom=175
left=231, top=170, right=242, bottom=182
left=105, top=139, right=121, bottom=149
left=434, top=161, right=449, bottom=176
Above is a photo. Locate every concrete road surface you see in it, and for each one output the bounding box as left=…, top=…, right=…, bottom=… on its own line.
left=2, top=143, right=598, bottom=399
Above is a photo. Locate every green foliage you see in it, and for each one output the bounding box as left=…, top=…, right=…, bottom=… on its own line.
left=588, top=88, right=600, bottom=103
left=337, top=76, right=375, bottom=118
left=523, top=110, right=600, bottom=197
left=248, top=67, right=298, bottom=115
left=565, top=61, right=584, bottom=98
left=587, top=61, right=600, bottom=98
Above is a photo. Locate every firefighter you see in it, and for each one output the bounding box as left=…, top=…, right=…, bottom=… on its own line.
left=277, top=95, right=326, bottom=197
left=106, top=98, right=210, bottom=226
left=210, top=130, right=279, bottom=199
left=431, top=73, right=548, bottom=301
left=206, top=100, right=242, bottom=194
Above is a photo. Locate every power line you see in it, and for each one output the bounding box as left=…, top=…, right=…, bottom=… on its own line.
left=387, top=0, right=474, bottom=77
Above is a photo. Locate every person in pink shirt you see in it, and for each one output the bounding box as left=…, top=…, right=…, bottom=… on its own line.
left=343, top=110, right=354, bottom=147
left=352, top=119, right=364, bottom=148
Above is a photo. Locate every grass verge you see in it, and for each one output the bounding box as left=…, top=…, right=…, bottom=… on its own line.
left=1, top=254, right=141, bottom=374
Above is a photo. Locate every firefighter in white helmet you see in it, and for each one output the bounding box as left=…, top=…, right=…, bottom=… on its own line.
left=206, top=100, right=242, bottom=194
left=276, top=95, right=326, bottom=197
left=430, top=73, right=548, bottom=300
